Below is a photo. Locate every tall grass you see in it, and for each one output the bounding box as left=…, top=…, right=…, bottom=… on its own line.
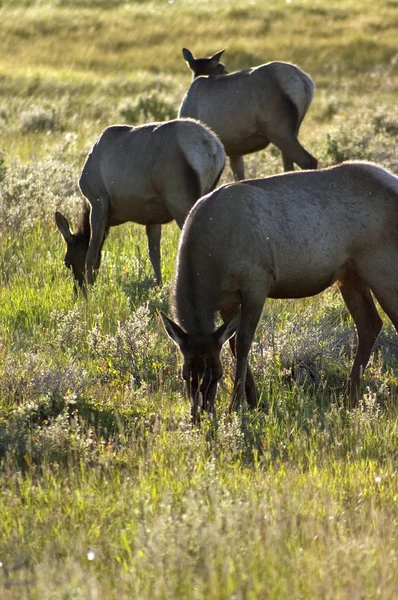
left=0, top=0, right=397, bottom=597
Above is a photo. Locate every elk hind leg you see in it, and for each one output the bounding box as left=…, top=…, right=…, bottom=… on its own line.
left=338, top=269, right=383, bottom=407
left=282, top=154, right=295, bottom=172
left=162, top=160, right=202, bottom=229
left=359, top=258, right=398, bottom=336
left=264, top=96, right=317, bottom=171
left=273, top=131, right=317, bottom=171
left=354, top=250, right=398, bottom=396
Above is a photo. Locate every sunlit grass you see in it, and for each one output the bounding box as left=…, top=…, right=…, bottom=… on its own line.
left=0, top=407, right=397, bottom=599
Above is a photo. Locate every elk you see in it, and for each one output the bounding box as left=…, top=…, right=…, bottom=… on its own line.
left=161, top=161, right=398, bottom=422
left=179, top=48, right=318, bottom=181
left=55, top=118, right=225, bottom=292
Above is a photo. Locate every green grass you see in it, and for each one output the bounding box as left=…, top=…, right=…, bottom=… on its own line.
left=0, top=0, right=398, bottom=597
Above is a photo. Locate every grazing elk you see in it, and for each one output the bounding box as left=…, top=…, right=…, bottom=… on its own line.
left=55, top=118, right=225, bottom=292
left=162, top=161, right=398, bottom=422
left=179, top=48, right=318, bottom=181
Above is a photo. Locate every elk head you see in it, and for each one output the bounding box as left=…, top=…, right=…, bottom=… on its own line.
left=55, top=211, right=89, bottom=295
left=182, top=48, right=227, bottom=79
left=161, top=311, right=239, bottom=422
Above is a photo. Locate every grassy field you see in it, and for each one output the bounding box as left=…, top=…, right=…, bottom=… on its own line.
left=0, top=0, right=398, bottom=597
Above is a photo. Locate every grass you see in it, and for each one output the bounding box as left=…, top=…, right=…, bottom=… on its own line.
left=0, top=0, right=398, bottom=597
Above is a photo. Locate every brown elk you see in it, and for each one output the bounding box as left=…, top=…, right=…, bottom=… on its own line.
left=179, top=48, right=318, bottom=181
left=161, top=161, right=398, bottom=422
left=55, top=118, right=225, bottom=292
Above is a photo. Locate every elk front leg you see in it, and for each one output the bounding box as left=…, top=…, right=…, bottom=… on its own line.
left=220, top=307, right=259, bottom=409
left=86, top=197, right=109, bottom=285
left=229, top=155, right=245, bottom=181
left=146, top=224, right=162, bottom=285
left=229, top=299, right=264, bottom=412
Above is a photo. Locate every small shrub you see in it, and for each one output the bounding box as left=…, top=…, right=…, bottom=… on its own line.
left=0, top=397, right=95, bottom=466
left=87, top=305, right=161, bottom=386
left=0, top=157, right=79, bottom=234
left=253, top=297, right=352, bottom=391
left=373, top=115, right=398, bottom=137
left=321, top=100, right=340, bottom=121
left=322, top=109, right=398, bottom=171
left=0, top=151, right=6, bottom=183
left=118, top=92, right=176, bottom=124
left=20, top=105, right=63, bottom=134
left=51, top=307, right=86, bottom=351
left=323, top=130, right=373, bottom=164
left=0, top=350, right=89, bottom=406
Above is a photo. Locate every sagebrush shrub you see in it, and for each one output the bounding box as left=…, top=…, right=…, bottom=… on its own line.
left=0, top=151, right=6, bottom=183
left=0, top=157, right=80, bottom=233
left=118, top=92, right=176, bottom=124
left=20, top=105, right=64, bottom=134
left=87, top=305, right=161, bottom=387
left=322, top=107, right=398, bottom=171
left=0, top=350, right=89, bottom=406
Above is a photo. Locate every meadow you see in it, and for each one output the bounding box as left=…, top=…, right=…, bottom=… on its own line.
left=0, top=0, right=398, bottom=597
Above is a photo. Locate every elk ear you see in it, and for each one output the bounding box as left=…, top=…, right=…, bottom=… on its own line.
left=210, top=49, right=225, bottom=64
left=214, top=313, right=240, bottom=347
left=160, top=311, right=188, bottom=348
left=182, top=48, right=195, bottom=68
left=55, top=211, right=73, bottom=244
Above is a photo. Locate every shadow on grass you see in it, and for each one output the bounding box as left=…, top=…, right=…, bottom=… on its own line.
left=0, top=393, right=149, bottom=471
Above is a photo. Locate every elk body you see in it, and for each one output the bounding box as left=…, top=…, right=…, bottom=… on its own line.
left=55, top=118, right=225, bottom=291
left=178, top=48, right=318, bottom=181
left=162, top=162, right=398, bottom=421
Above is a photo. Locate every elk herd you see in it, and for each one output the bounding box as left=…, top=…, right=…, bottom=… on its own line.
left=55, top=48, right=398, bottom=422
